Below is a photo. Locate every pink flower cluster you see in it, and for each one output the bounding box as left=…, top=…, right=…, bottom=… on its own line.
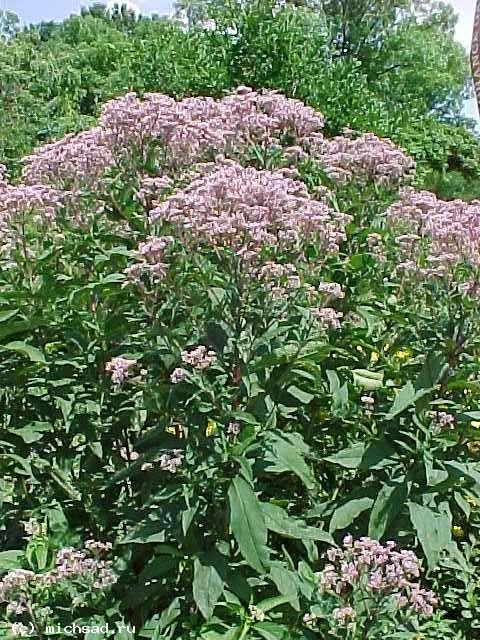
left=387, top=188, right=480, bottom=279
left=134, top=175, right=172, bottom=210
left=159, top=450, right=184, bottom=473
left=105, top=356, right=137, bottom=388
left=305, top=132, right=414, bottom=185
left=0, top=166, right=68, bottom=259
left=22, top=128, right=112, bottom=189
left=0, top=542, right=116, bottom=610
left=429, top=410, right=455, bottom=435
left=170, top=367, right=188, bottom=384
left=181, top=345, right=216, bottom=370
left=318, top=281, right=344, bottom=299
left=319, top=536, right=438, bottom=621
left=149, top=161, right=351, bottom=259
left=311, top=306, right=343, bottom=330
left=124, top=235, right=174, bottom=285
left=22, top=87, right=324, bottom=189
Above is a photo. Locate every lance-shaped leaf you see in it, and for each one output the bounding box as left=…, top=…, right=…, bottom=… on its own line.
left=193, top=552, right=225, bottom=619
left=228, top=477, right=269, bottom=573
left=408, top=502, right=452, bottom=569
left=368, top=479, right=409, bottom=539
left=265, top=433, right=315, bottom=490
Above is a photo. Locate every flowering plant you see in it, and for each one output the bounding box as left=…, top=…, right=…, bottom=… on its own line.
left=0, top=85, right=479, bottom=640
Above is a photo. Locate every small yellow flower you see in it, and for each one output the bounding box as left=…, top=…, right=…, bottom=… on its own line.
left=394, top=348, right=412, bottom=361
left=45, top=341, right=62, bottom=354
left=452, top=525, right=464, bottom=539
left=165, top=425, right=176, bottom=435
left=206, top=420, right=217, bottom=437
left=466, top=494, right=477, bottom=508
left=370, top=351, right=379, bottom=364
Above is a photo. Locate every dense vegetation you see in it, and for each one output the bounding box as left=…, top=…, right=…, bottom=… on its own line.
left=2, top=1, right=480, bottom=639
left=1, top=0, right=480, bottom=198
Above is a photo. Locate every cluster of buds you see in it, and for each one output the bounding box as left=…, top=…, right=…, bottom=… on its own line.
left=248, top=605, right=265, bottom=622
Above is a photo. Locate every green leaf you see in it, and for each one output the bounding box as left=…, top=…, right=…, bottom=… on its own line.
left=182, top=505, right=198, bottom=536
left=11, top=422, right=51, bottom=444
left=385, top=382, right=416, bottom=420
left=0, top=550, right=23, bottom=572
left=329, top=497, right=374, bottom=533
left=444, top=460, right=480, bottom=487
left=269, top=565, right=299, bottom=610
left=157, top=597, right=181, bottom=634
left=3, top=341, right=46, bottom=364
left=256, top=595, right=290, bottom=613
left=415, top=351, right=447, bottom=391
left=193, top=555, right=224, bottom=619
left=326, top=370, right=349, bottom=412
left=265, top=433, right=314, bottom=490
left=286, top=385, right=314, bottom=404
left=0, top=309, right=18, bottom=323
left=359, top=438, right=397, bottom=470
left=408, top=502, right=452, bottom=569
left=324, top=443, right=365, bottom=469
left=228, top=477, right=269, bottom=573
left=262, top=503, right=333, bottom=545
left=352, top=369, right=384, bottom=390
left=255, top=622, right=289, bottom=640
left=121, top=519, right=165, bottom=544
left=368, top=480, right=409, bottom=539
